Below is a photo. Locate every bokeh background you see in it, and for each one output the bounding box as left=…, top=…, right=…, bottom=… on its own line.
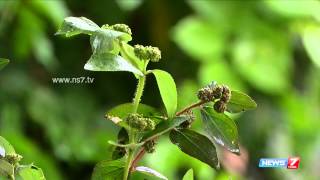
left=1, top=0, right=320, bottom=179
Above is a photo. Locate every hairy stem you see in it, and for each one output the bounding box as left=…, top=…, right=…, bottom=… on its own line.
left=123, top=76, right=146, bottom=180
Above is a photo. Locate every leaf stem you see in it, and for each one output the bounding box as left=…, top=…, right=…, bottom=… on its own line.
left=175, top=100, right=205, bottom=116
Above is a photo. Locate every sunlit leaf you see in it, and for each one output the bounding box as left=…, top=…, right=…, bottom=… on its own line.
left=17, top=165, right=46, bottom=180
left=141, top=115, right=190, bottom=142
left=200, top=107, right=240, bottom=154
left=84, top=53, right=143, bottom=76
left=227, top=90, right=257, bottom=113
left=135, top=166, right=168, bottom=180
left=0, top=159, right=14, bottom=177
left=302, top=25, right=320, bottom=68
left=56, top=16, right=100, bottom=37
left=0, top=136, right=15, bottom=155
left=151, top=70, right=177, bottom=117
left=0, top=58, right=9, bottom=70
left=92, top=158, right=125, bottom=180
left=182, top=169, right=194, bottom=180
left=169, top=129, right=219, bottom=169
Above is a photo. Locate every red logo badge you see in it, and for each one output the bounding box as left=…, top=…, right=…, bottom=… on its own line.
left=287, top=157, right=300, bottom=169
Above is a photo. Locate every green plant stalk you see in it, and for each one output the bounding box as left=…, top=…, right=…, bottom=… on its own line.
left=123, top=75, right=146, bottom=180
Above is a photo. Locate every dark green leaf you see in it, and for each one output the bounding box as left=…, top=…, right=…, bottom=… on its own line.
left=55, top=16, right=99, bottom=37
left=92, top=158, right=125, bottom=180
left=169, top=129, right=219, bottom=169
left=0, top=136, right=15, bottom=156
left=0, top=58, right=9, bottom=70
left=141, top=115, right=190, bottom=142
left=0, top=159, right=14, bottom=178
left=200, top=107, right=240, bottom=154
left=17, top=165, right=46, bottom=180
left=182, top=169, right=194, bottom=180
left=135, top=166, right=168, bottom=180
left=84, top=53, right=143, bottom=76
left=227, top=90, right=257, bottom=113
left=151, top=70, right=177, bottom=117
left=112, top=128, right=128, bottom=160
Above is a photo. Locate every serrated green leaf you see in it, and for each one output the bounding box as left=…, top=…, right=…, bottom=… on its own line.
left=227, top=90, right=257, bottom=113
left=17, top=165, right=46, bottom=180
left=55, top=16, right=99, bottom=37
left=135, top=166, right=168, bottom=180
left=169, top=129, right=219, bottom=169
left=84, top=53, right=143, bottom=76
left=0, top=159, right=14, bottom=178
left=151, top=70, right=177, bottom=117
left=302, top=25, right=320, bottom=68
left=0, top=58, right=9, bottom=70
left=141, top=115, right=190, bottom=142
left=92, top=158, right=125, bottom=180
left=200, top=107, right=240, bottom=154
left=0, top=136, right=15, bottom=156
left=182, top=169, right=194, bottom=180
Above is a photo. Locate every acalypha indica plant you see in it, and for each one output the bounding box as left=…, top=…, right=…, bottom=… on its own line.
left=55, top=17, right=257, bottom=180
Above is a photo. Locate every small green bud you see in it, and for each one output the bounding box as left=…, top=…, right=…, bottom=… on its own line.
left=197, top=87, right=214, bottom=102
left=144, top=140, right=156, bottom=153
left=101, top=24, right=132, bottom=35
left=214, top=100, right=227, bottom=113
left=134, top=44, right=161, bottom=62
left=144, top=118, right=156, bottom=131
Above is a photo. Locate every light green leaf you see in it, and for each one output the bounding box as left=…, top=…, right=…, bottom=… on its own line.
left=84, top=53, right=143, bottom=76
left=141, top=115, right=190, bottom=142
left=106, top=103, right=159, bottom=120
left=151, top=70, right=177, bottom=117
left=0, top=58, right=9, bottom=70
left=169, top=129, right=219, bottom=169
left=200, top=107, right=240, bottom=154
left=92, top=158, right=125, bottom=180
left=0, top=136, right=15, bottom=156
left=182, top=169, right=194, bottom=180
left=17, top=165, right=46, bottom=180
left=227, top=90, right=257, bottom=113
left=55, top=16, right=100, bottom=37
left=135, top=166, right=168, bottom=180
left=0, top=159, right=14, bottom=178
left=120, top=43, right=144, bottom=71
left=302, top=25, right=320, bottom=67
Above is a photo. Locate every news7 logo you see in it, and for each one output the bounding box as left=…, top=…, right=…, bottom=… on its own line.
left=287, top=157, right=300, bottom=169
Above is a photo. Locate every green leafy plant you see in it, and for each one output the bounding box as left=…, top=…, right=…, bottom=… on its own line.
left=56, top=17, right=257, bottom=180
left=0, top=136, right=45, bottom=180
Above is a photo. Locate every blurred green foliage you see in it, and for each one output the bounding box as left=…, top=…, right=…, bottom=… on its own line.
left=0, top=0, right=320, bottom=180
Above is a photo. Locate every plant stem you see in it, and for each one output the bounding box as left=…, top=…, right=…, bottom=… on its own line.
left=175, top=100, right=205, bottom=116
left=123, top=76, right=146, bottom=180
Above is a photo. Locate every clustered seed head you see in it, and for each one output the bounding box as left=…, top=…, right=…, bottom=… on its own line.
left=213, top=100, right=227, bottom=113
left=134, top=44, right=161, bottom=62
left=197, top=87, right=214, bottom=102
left=179, top=112, right=195, bottom=129
left=126, top=113, right=155, bottom=131
left=101, top=24, right=132, bottom=35
left=213, top=85, right=231, bottom=113
left=144, top=140, right=156, bottom=153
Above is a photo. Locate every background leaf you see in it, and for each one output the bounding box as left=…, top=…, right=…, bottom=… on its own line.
left=182, top=169, right=194, bottom=180
left=135, top=166, right=168, bottom=180
left=92, top=158, right=125, bottom=180
left=227, top=90, right=257, bottom=113
left=169, top=129, right=219, bottom=169
left=84, top=53, right=143, bottom=76
left=151, top=70, right=177, bottom=117
left=56, top=16, right=99, bottom=37
left=200, top=107, right=240, bottom=154
left=0, top=58, right=9, bottom=71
